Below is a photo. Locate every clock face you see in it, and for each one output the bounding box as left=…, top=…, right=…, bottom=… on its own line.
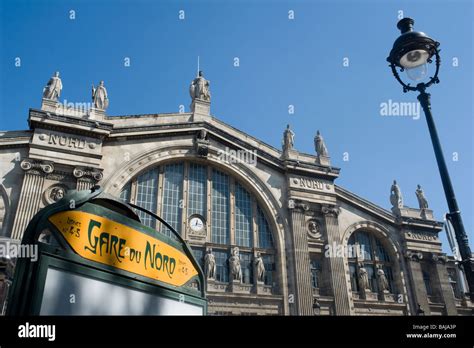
left=189, top=216, right=205, bottom=232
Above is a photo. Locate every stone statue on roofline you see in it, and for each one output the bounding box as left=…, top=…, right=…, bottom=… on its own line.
left=190, top=70, right=211, bottom=102
left=415, top=184, right=429, bottom=210
left=282, top=124, right=295, bottom=151
left=92, top=80, right=109, bottom=110
left=43, top=71, right=63, bottom=101
left=314, top=130, right=329, bottom=157
left=390, top=180, right=403, bottom=209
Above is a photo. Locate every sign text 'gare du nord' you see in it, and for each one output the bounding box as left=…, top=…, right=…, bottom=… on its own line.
left=48, top=210, right=198, bottom=287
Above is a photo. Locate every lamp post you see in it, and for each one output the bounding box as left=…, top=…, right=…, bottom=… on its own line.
left=387, top=18, right=474, bottom=301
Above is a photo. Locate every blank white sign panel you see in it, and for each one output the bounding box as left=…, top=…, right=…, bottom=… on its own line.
left=40, top=267, right=203, bottom=315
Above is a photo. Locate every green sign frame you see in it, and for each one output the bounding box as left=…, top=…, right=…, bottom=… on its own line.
left=7, top=187, right=207, bottom=315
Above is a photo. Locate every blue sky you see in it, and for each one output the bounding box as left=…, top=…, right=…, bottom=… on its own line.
left=0, top=0, right=472, bottom=254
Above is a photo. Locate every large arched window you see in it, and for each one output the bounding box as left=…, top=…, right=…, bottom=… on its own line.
left=119, top=161, right=276, bottom=287
left=348, top=231, right=395, bottom=294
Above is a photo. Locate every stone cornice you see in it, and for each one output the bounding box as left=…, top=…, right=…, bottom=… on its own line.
left=336, top=185, right=396, bottom=223
left=28, top=109, right=113, bottom=137
left=284, top=163, right=339, bottom=180
left=111, top=121, right=287, bottom=172
left=336, top=185, right=443, bottom=232
left=106, top=112, right=192, bottom=121
left=0, top=131, right=32, bottom=148
left=397, top=216, right=444, bottom=230
left=109, top=120, right=339, bottom=178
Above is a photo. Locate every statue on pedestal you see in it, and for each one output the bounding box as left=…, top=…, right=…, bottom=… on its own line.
left=229, top=247, right=242, bottom=282
left=42, top=71, right=63, bottom=101
left=255, top=252, right=265, bottom=282
left=189, top=71, right=211, bottom=102
left=390, top=180, right=403, bottom=209
left=282, top=124, right=295, bottom=151
left=358, top=264, right=370, bottom=291
left=415, top=184, right=429, bottom=210
left=314, top=130, right=329, bottom=157
left=204, top=248, right=216, bottom=279
left=377, top=267, right=389, bottom=292
left=92, top=81, right=109, bottom=110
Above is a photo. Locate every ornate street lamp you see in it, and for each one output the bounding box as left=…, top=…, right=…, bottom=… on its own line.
left=387, top=18, right=474, bottom=301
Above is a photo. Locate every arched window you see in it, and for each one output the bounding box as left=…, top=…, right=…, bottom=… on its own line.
left=348, top=230, right=395, bottom=294
left=119, top=162, right=276, bottom=287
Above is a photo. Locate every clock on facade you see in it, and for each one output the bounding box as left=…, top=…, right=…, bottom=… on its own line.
left=189, top=215, right=205, bottom=233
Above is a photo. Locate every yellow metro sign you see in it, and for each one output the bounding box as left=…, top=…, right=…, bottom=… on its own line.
left=48, top=211, right=198, bottom=287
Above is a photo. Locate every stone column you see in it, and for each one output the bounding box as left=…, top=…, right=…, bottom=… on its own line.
left=288, top=199, right=314, bottom=315
left=431, top=253, right=458, bottom=315
left=405, top=251, right=430, bottom=315
left=73, top=167, right=103, bottom=191
left=11, top=159, right=54, bottom=240
left=322, top=205, right=352, bottom=315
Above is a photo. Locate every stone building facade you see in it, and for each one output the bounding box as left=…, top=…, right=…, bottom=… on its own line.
left=0, top=72, right=472, bottom=315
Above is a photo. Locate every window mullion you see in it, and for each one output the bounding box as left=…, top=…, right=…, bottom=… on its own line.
left=182, top=162, right=189, bottom=240
left=206, top=165, right=212, bottom=243
left=229, top=176, right=235, bottom=246
left=156, top=166, right=164, bottom=231
left=252, top=197, right=257, bottom=248
left=370, top=234, right=378, bottom=266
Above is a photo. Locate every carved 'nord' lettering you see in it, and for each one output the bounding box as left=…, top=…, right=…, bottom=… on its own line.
left=47, top=134, right=86, bottom=149
left=48, top=134, right=60, bottom=145
left=299, top=178, right=324, bottom=190
left=407, top=232, right=436, bottom=241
